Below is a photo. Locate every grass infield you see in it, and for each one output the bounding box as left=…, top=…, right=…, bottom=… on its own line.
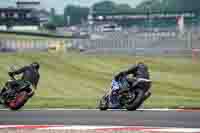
left=0, top=52, right=199, bottom=108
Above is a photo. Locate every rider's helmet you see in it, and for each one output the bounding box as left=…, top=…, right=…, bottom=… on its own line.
left=31, top=62, right=40, bottom=70
left=137, top=62, right=144, bottom=65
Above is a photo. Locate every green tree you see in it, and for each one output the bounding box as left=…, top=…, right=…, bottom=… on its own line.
left=50, top=8, right=56, bottom=23
left=136, top=0, right=200, bottom=12
left=93, top=1, right=117, bottom=13
left=54, top=15, right=65, bottom=26
left=64, top=5, right=89, bottom=25
left=43, top=23, right=56, bottom=31
left=117, top=4, right=133, bottom=12
left=48, top=8, right=65, bottom=26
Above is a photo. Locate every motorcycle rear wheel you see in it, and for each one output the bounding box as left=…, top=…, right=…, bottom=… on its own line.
left=125, top=89, right=145, bottom=111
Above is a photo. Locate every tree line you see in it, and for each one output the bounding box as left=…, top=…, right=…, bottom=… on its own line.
left=47, top=0, right=200, bottom=27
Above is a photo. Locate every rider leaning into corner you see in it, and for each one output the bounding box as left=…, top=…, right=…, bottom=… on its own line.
left=110, top=62, right=152, bottom=108
left=0, top=62, right=40, bottom=103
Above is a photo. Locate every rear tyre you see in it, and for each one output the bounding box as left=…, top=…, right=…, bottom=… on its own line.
left=8, top=91, right=29, bottom=110
left=125, top=89, right=145, bottom=111
left=99, top=95, right=109, bottom=111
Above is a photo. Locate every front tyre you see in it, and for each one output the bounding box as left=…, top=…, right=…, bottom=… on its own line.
left=8, top=91, right=29, bottom=110
left=125, top=89, right=145, bottom=111
left=99, top=95, right=109, bottom=111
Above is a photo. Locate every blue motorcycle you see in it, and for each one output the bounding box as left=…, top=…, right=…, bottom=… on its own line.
left=99, top=76, right=151, bottom=111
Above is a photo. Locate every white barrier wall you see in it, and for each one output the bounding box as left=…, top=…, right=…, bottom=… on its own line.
left=0, top=26, right=39, bottom=31
left=11, top=26, right=39, bottom=31
left=0, top=38, right=67, bottom=52
left=0, top=26, right=7, bottom=31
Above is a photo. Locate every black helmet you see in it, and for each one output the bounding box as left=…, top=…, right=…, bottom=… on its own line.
left=137, top=62, right=144, bottom=65
left=31, top=62, right=40, bottom=70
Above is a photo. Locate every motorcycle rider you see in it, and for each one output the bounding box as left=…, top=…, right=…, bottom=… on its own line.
left=0, top=62, right=40, bottom=103
left=110, top=62, right=151, bottom=108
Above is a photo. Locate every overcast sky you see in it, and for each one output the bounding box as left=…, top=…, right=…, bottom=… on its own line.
left=0, top=0, right=143, bottom=14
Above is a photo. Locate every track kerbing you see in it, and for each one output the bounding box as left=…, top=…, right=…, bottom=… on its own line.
left=0, top=125, right=199, bottom=132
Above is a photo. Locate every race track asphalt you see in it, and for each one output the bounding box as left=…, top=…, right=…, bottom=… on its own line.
left=0, top=109, right=199, bottom=128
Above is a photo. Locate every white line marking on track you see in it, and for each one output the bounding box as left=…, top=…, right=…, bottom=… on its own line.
left=36, top=126, right=200, bottom=132
left=0, top=108, right=186, bottom=111
left=146, top=128, right=200, bottom=132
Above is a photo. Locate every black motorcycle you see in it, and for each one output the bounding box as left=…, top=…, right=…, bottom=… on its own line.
left=0, top=66, right=34, bottom=110
left=99, top=76, right=151, bottom=111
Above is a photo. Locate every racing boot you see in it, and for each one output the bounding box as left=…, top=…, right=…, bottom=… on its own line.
left=0, top=96, right=3, bottom=104
left=138, top=91, right=151, bottom=110
left=143, top=91, right=151, bottom=101
left=0, top=87, right=7, bottom=104
left=27, top=91, right=35, bottom=98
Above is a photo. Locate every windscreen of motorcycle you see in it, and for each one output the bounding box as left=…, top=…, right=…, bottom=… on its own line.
left=111, top=79, right=120, bottom=91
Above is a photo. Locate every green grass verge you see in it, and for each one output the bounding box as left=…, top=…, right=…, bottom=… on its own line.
left=0, top=52, right=199, bottom=108
left=0, top=33, right=68, bottom=41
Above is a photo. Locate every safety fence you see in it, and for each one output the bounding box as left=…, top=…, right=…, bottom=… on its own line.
left=70, top=31, right=200, bottom=56
left=0, top=37, right=68, bottom=52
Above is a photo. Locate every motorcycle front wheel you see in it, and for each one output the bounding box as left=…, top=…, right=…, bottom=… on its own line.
left=8, top=91, right=29, bottom=110
left=98, top=95, right=109, bottom=111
